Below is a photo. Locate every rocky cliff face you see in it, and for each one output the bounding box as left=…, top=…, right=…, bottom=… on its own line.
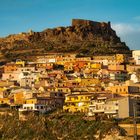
left=0, top=19, right=130, bottom=62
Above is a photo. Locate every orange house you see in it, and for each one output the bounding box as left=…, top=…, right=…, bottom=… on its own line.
left=64, top=62, right=74, bottom=71
left=4, top=63, right=18, bottom=73
left=46, top=63, right=53, bottom=70
left=80, top=78, right=100, bottom=86
left=14, top=92, right=25, bottom=105
left=108, top=64, right=125, bottom=71
left=73, top=61, right=87, bottom=71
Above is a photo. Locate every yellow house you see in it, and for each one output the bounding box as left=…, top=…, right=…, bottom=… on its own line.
left=87, top=85, right=104, bottom=92
left=80, top=78, right=100, bottom=86
left=126, top=65, right=140, bottom=73
left=14, top=92, right=25, bottom=105
left=16, top=59, right=25, bottom=67
left=0, top=98, right=10, bottom=104
left=64, top=64, right=74, bottom=71
left=36, top=63, right=47, bottom=68
left=56, top=62, right=64, bottom=65
left=55, top=82, right=67, bottom=87
left=25, top=98, right=37, bottom=104
left=46, top=86, right=71, bottom=93
left=63, top=93, right=94, bottom=113
left=55, top=87, right=71, bottom=93
left=106, top=85, right=139, bottom=95
left=108, top=64, right=125, bottom=71
left=76, top=57, right=91, bottom=61
left=90, top=63, right=101, bottom=69
left=115, top=54, right=125, bottom=64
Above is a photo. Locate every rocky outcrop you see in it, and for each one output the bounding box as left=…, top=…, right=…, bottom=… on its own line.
left=0, top=19, right=130, bottom=62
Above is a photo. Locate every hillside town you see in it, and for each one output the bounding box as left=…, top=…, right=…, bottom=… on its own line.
left=0, top=50, right=140, bottom=120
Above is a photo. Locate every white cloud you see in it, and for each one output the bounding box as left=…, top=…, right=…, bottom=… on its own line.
left=111, top=23, right=140, bottom=50
left=111, top=23, right=140, bottom=35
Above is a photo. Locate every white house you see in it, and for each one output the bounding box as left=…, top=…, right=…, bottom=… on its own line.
left=130, top=73, right=139, bottom=83
left=88, top=96, right=140, bottom=118
left=2, top=71, right=24, bottom=82
left=19, top=104, right=51, bottom=114
left=132, top=50, right=140, bottom=65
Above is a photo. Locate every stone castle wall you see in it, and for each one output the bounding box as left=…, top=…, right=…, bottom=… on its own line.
left=72, top=19, right=110, bottom=28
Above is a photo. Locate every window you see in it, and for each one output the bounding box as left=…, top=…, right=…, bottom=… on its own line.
left=59, top=93, right=62, bottom=97
left=85, top=97, right=88, bottom=99
left=89, top=109, right=93, bottom=112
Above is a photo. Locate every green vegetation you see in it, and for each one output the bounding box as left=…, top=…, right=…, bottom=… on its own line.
left=0, top=111, right=126, bottom=140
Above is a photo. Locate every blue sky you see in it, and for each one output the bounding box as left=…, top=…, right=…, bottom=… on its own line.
left=0, top=0, right=140, bottom=50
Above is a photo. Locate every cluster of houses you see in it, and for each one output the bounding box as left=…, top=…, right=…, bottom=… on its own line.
left=0, top=50, right=140, bottom=119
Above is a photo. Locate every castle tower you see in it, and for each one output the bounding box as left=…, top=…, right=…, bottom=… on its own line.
left=28, top=29, right=34, bottom=35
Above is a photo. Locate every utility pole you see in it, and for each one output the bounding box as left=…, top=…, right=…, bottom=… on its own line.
left=133, top=97, right=138, bottom=140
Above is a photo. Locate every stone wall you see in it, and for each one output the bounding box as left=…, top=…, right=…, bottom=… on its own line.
left=72, top=19, right=110, bottom=28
